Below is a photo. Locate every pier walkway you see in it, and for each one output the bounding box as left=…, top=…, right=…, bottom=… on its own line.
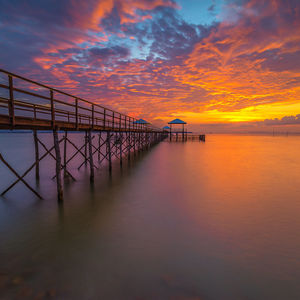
left=0, top=69, right=167, bottom=201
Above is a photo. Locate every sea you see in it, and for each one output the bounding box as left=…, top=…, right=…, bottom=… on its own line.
left=0, top=133, right=300, bottom=299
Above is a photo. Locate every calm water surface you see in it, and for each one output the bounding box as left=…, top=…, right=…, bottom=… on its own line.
left=0, top=133, right=300, bottom=299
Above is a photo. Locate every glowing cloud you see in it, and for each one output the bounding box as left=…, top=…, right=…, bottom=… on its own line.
left=0, top=0, right=299, bottom=130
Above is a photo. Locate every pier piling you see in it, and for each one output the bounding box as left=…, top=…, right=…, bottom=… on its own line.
left=0, top=68, right=167, bottom=201
left=53, top=129, right=63, bottom=202
left=107, top=132, right=112, bottom=172
left=88, top=130, right=94, bottom=182
left=63, top=131, right=68, bottom=178
left=33, top=130, right=39, bottom=180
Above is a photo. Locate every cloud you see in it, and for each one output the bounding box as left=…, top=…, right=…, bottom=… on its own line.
left=0, top=0, right=300, bottom=125
left=89, top=45, right=130, bottom=59
left=264, top=115, right=300, bottom=125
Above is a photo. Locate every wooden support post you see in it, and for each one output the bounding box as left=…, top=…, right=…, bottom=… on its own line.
left=50, top=90, right=55, bottom=128
left=75, top=98, right=78, bottom=130
left=0, top=153, right=43, bottom=199
left=119, top=133, right=123, bottom=166
left=84, top=131, right=87, bottom=165
left=53, top=129, right=63, bottom=202
left=127, top=132, right=131, bottom=161
left=107, top=131, right=112, bottom=172
left=142, top=133, right=145, bottom=151
left=33, top=105, right=37, bottom=120
left=8, top=75, right=15, bottom=127
left=98, top=132, right=101, bottom=161
left=88, top=130, right=94, bottom=182
left=38, top=137, right=75, bottom=181
left=103, top=109, right=106, bottom=130
left=139, top=132, right=141, bottom=152
left=63, top=131, right=68, bottom=178
left=170, top=124, right=172, bottom=141
left=133, top=133, right=136, bottom=156
left=3, top=136, right=65, bottom=195
left=92, top=104, right=94, bottom=129
left=33, top=130, right=39, bottom=180
left=64, top=136, right=96, bottom=171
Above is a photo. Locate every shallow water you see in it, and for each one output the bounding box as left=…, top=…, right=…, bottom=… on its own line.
left=0, top=133, right=300, bottom=299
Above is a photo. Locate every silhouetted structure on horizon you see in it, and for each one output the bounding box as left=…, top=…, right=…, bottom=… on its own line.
left=168, top=118, right=187, bottom=141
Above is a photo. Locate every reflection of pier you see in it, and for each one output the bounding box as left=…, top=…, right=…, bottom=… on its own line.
left=0, top=69, right=167, bottom=201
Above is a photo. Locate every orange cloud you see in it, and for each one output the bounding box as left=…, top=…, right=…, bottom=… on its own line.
left=3, top=0, right=300, bottom=129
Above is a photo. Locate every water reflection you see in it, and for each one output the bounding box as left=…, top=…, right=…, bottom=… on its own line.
left=0, top=134, right=300, bottom=299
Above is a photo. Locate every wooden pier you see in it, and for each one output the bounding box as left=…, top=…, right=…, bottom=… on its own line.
left=165, top=119, right=205, bottom=142
left=168, top=133, right=206, bottom=142
left=0, top=69, right=167, bottom=201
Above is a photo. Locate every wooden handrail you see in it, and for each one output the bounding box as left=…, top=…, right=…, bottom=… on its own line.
left=0, top=68, right=163, bottom=132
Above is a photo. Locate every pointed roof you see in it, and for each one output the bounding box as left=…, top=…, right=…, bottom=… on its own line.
left=133, top=118, right=149, bottom=124
left=163, top=126, right=171, bottom=130
left=168, top=118, right=187, bottom=124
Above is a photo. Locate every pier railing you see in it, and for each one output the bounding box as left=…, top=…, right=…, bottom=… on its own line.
left=0, top=69, right=161, bottom=132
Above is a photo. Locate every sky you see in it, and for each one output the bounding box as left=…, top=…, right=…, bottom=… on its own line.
left=0, top=0, right=300, bottom=132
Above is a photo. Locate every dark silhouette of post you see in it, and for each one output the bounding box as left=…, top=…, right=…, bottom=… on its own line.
left=88, top=130, right=94, bottom=182
left=53, top=128, right=63, bottom=202
left=33, top=130, right=39, bottom=180
left=63, top=131, right=68, bottom=178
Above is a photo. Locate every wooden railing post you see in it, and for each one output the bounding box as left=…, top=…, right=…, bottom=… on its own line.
left=8, top=75, right=15, bottom=127
left=112, top=112, right=115, bottom=130
left=33, top=105, right=37, bottom=120
left=119, top=114, right=121, bottom=131
left=92, top=104, right=94, bottom=129
left=50, top=89, right=55, bottom=128
left=75, top=98, right=78, bottom=130
left=103, top=109, right=106, bottom=130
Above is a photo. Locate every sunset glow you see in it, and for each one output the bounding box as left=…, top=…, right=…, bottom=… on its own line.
left=1, top=0, right=300, bottom=130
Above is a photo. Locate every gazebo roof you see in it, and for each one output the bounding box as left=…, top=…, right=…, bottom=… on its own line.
left=168, top=118, right=187, bottom=124
left=133, top=118, right=149, bottom=124
left=163, top=126, right=171, bottom=130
